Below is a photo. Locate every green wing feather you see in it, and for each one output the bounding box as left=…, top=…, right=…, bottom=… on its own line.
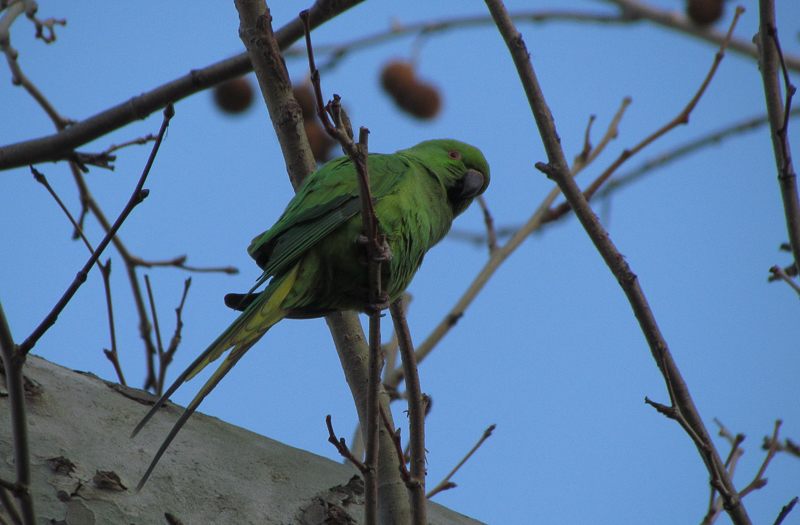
left=249, top=154, right=410, bottom=285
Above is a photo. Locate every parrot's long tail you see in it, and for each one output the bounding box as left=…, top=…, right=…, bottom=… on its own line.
left=131, top=265, right=299, bottom=491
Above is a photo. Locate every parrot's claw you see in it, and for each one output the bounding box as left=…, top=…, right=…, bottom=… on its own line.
left=363, top=291, right=391, bottom=315
left=357, top=235, right=393, bottom=263
left=373, top=241, right=393, bottom=263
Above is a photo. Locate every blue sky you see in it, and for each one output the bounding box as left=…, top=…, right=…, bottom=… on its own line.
left=1, top=1, right=799, bottom=523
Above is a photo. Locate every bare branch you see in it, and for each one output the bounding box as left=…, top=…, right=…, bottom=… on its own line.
left=326, top=415, right=367, bottom=472
left=602, top=0, right=800, bottom=71
left=769, top=265, right=800, bottom=297
left=0, top=299, right=36, bottom=524
left=281, top=6, right=800, bottom=72
left=389, top=299, right=427, bottom=523
left=100, top=259, right=126, bottom=386
left=426, top=424, right=495, bottom=499
left=757, top=0, right=800, bottom=275
left=739, top=420, right=782, bottom=498
left=301, top=11, right=388, bottom=524
left=18, top=104, right=175, bottom=355
left=774, top=497, right=798, bottom=525
left=387, top=97, right=630, bottom=388
left=484, top=0, right=751, bottom=523
left=600, top=107, right=800, bottom=199
left=143, top=275, right=165, bottom=396
left=477, top=196, right=498, bottom=254
left=547, top=8, right=743, bottom=224
left=0, top=0, right=367, bottom=171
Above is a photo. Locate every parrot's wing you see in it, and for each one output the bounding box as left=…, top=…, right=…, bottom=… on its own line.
left=248, top=154, right=411, bottom=283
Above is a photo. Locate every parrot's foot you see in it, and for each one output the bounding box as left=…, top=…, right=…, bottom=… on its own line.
left=363, top=291, right=391, bottom=316
left=357, top=235, right=394, bottom=263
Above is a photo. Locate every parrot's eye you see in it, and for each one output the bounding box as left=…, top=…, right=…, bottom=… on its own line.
left=447, top=150, right=461, bottom=160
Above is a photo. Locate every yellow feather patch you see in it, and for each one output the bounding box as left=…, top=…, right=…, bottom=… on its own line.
left=184, top=264, right=299, bottom=382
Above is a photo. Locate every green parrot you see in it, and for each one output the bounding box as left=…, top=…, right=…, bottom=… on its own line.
left=131, top=139, right=490, bottom=489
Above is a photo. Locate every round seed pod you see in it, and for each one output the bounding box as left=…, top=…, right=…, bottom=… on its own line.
left=396, top=82, right=442, bottom=120
left=380, top=60, right=442, bottom=120
left=213, top=77, right=254, bottom=114
left=380, top=60, right=417, bottom=98
left=293, top=83, right=317, bottom=120
left=686, top=0, right=724, bottom=26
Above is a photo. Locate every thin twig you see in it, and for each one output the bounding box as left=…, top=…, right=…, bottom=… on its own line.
left=477, top=196, right=498, bottom=254
left=100, top=259, right=126, bottom=385
left=8, top=1, right=798, bottom=173
left=280, top=6, right=800, bottom=72
left=378, top=404, right=412, bottom=484
left=129, top=255, right=238, bottom=275
left=426, top=424, right=495, bottom=499
left=326, top=415, right=367, bottom=472
left=602, top=0, right=800, bottom=71
left=30, top=167, right=93, bottom=252
left=30, top=166, right=127, bottom=384
left=6, top=11, right=181, bottom=390
left=0, top=3, right=71, bottom=130
left=156, top=277, right=191, bottom=396
left=389, top=299, right=427, bottom=523
left=702, top=420, right=746, bottom=525
left=572, top=114, right=596, bottom=170
left=143, top=275, right=165, bottom=396
left=601, top=107, right=800, bottom=199
left=67, top=162, right=160, bottom=391
left=739, top=420, right=782, bottom=498
left=769, top=266, right=800, bottom=297
left=763, top=436, right=800, bottom=459
left=103, top=134, right=158, bottom=155
left=774, top=497, right=798, bottom=525
left=455, top=107, right=796, bottom=247
left=382, top=293, right=411, bottom=382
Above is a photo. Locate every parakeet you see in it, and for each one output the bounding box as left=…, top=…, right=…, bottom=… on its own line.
left=131, top=139, right=490, bottom=489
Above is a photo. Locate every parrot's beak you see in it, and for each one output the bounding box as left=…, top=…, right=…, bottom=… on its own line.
left=457, top=169, right=486, bottom=199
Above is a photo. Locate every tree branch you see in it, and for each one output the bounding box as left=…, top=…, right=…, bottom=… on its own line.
left=602, top=0, right=800, bottom=71
left=236, top=3, right=409, bottom=523
left=757, top=0, right=800, bottom=278
left=0, top=301, right=35, bottom=524
left=484, top=0, right=751, bottom=523
left=18, top=105, right=173, bottom=355
left=389, top=299, right=426, bottom=524
left=0, top=0, right=366, bottom=172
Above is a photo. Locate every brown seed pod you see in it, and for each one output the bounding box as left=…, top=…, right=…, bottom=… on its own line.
left=380, top=60, right=442, bottom=120
left=213, top=76, right=254, bottom=114
left=380, top=60, right=417, bottom=98
left=396, top=82, right=442, bottom=120
left=686, top=0, right=724, bottom=26
left=305, top=121, right=336, bottom=163
left=293, top=83, right=317, bottom=120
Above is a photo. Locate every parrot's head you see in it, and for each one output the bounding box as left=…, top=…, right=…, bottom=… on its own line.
left=405, top=139, right=491, bottom=218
